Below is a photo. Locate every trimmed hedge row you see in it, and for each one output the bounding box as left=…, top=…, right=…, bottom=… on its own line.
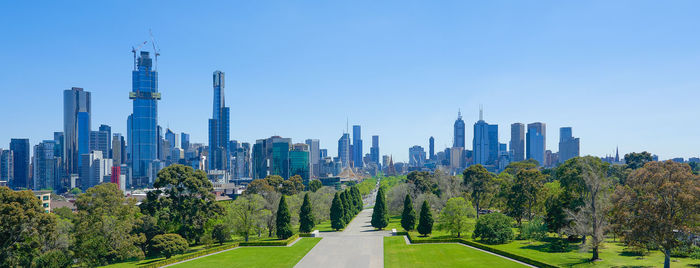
left=299, top=233, right=313, bottom=237
left=405, top=233, right=559, bottom=268
left=141, top=242, right=240, bottom=268
left=239, top=234, right=300, bottom=247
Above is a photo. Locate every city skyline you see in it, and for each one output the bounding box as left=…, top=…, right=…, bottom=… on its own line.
left=3, top=1, right=700, bottom=162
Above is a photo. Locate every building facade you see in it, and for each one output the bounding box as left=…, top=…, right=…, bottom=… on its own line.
left=64, top=87, right=91, bottom=177
left=558, top=127, right=580, bottom=163
left=128, top=51, right=160, bottom=185
left=510, top=123, right=525, bottom=162
left=352, top=125, right=363, bottom=168
left=337, top=133, right=351, bottom=168
left=526, top=122, right=546, bottom=166
left=208, top=70, right=230, bottom=172
left=453, top=111, right=465, bottom=148
left=473, top=110, right=498, bottom=166
left=10, top=139, right=30, bottom=189
left=409, top=145, right=426, bottom=168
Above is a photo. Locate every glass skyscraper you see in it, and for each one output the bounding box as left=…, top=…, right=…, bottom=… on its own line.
left=510, top=123, right=525, bottom=162
left=370, top=135, right=380, bottom=168
left=10, top=138, right=29, bottom=189
left=473, top=109, right=498, bottom=166
left=338, top=133, right=351, bottom=168
left=352, top=125, right=363, bottom=168
left=63, top=87, right=91, bottom=177
left=526, top=122, right=546, bottom=166
left=453, top=111, right=465, bottom=148
left=208, top=70, right=230, bottom=171
left=558, top=127, right=580, bottom=163
left=128, top=51, right=160, bottom=183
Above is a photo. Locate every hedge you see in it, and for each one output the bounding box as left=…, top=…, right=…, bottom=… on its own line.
left=141, top=242, right=240, bottom=268
left=239, top=234, right=300, bottom=247
left=299, top=233, right=314, bottom=237
left=405, top=233, right=559, bottom=268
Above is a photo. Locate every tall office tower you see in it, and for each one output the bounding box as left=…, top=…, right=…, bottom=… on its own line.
left=64, top=87, right=91, bottom=176
left=305, top=139, right=320, bottom=178
left=409, top=146, right=426, bottom=167
left=370, top=135, right=380, bottom=168
left=98, top=124, right=112, bottom=157
left=33, top=140, right=60, bottom=191
left=526, top=122, right=546, bottom=166
left=80, top=150, right=112, bottom=190
left=558, top=127, right=580, bottom=163
left=319, top=149, right=328, bottom=159
left=53, top=132, right=64, bottom=159
left=208, top=71, right=230, bottom=171
left=473, top=109, right=499, bottom=166
left=428, top=136, right=435, bottom=160
left=232, top=142, right=251, bottom=179
left=128, top=51, right=160, bottom=184
left=252, top=136, right=292, bottom=179
left=352, top=125, right=363, bottom=168
left=510, top=123, right=525, bottom=162
left=10, top=139, right=30, bottom=189
left=0, top=149, right=13, bottom=184
left=89, top=129, right=110, bottom=157
left=290, top=143, right=310, bottom=182
left=181, top=133, right=190, bottom=150
left=453, top=111, right=465, bottom=148
left=112, top=134, right=126, bottom=166
left=165, top=128, right=177, bottom=150
left=337, top=133, right=351, bottom=168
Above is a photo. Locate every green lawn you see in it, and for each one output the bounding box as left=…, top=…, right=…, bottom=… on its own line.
left=172, top=238, right=321, bottom=268
left=384, top=236, right=526, bottom=268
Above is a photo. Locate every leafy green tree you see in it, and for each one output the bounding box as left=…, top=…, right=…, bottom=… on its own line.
left=437, top=197, right=476, bottom=238
left=140, top=165, right=222, bottom=243
left=417, top=200, right=434, bottom=236
left=371, top=187, right=389, bottom=229
left=624, top=151, right=653, bottom=170
left=69, top=187, right=82, bottom=195
left=299, top=193, right=315, bottom=233
left=52, top=206, right=74, bottom=221
left=0, top=187, right=58, bottom=267
left=463, top=164, right=495, bottom=219
left=308, top=180, right=323, bottom=192
left=74, top=183, right=143, bottom=266
left=34, top=249, right=73, bottom=268
left=134, top=214, right=164, bottom=256
left=612, top=161, right=700, bottom=268
left=520, top=217, right=548, bottom=241
left=226, top=194, right=268, bottom=242
left=266, top=175, right=285, bottom=190
left=276, top=195, right=293, bottom=239
left=472, top=212, right=514, bottom=244
left=400, top=194, right=416, bottom=231
left=502, top=160, right=538, bottom=176
left=330, top=192, right=345, bottom=230
left=211, top=224, right=228, bottom=245
left=150, top=234, right=188, bottom=259
left=407, top=171, right=436, bottom=194
left=245, top=179, right=275, bottom=195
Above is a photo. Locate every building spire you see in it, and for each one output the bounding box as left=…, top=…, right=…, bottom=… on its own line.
left=479, top=104, right=483, bottom=121
left=458, top=109, right=462, bottom=120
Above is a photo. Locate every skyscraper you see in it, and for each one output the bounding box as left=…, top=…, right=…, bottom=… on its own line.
left=290, top=143, right=310, bottom=182
left=352, top=125, right=363, bottom=168
left=558, top=127, right=580, bottom=163
left=510, top=123, right=525, bottom=162
left=128, top=51, right=160, bottom=184
left=252, top=136, right=291, bottom=179
left=305, top=139, right=320, bottom=178
left=33, top=140, right=60, bottom=191
left=10, top=138, right=30, bottom=189
left=80, top=150, right=112, bottom=190
left=473, top=109, right=498, bottom=166
left=208, top=70, right=230, bottom=171
left=181, top=132, right=190, bottom=150
left=409, top=145, right=426, bottom=167
left=98, top=124, right=112, bottom=157
left=370, top=135, right=380, bottom=168
left=89, top=129, right=110, bottom=157
left=453, top=111, right=465, bottom=148
left=0, top=149, right=13, bottom=184
left=165, top=128, right=178, bottom=150
left=337, top=133, right=351, bottom=168
left=429, top=136, right=435, bottom=160
left=112, top=134, right=126, bottom=166
left=64, top=87, right=91, bottom=176
left=526, top=122, right=546, bottom=166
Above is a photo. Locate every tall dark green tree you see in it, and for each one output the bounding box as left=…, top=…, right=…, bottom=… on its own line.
left=330, top=192, right=345, bottom=231
left=371, top=187, right=389, bottom=229
left=463, top=164, right=494, bottom=219
left=624, top=151, right=653, bottom=170
left=340, top=190, right=351, bottom=223
left=276, top=195, right=293, bottom=239
left=417, top=200, right=434, bottom=236
left=299, top=193, right=315, bottom=233
left=308, top=180, right=323, bottom=192
left=352, top=186, right=363, bottom=211
left=400, top=194, right=416, bottom=231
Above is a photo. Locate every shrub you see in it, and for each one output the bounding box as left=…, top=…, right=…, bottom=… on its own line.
left=150, top=234, right=189, bottom=259
left=211, top=224, right=228, bottom=245
left=520, top=217, right=547, bottom=241
left=690, top=246, right=700, bottom=260
left=472, top=212, right=514, bottom=244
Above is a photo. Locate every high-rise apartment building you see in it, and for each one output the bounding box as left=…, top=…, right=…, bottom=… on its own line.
left=558, top=127, right=580, bottom=163
left=128, top=51, right=160, bottom=184
left=510, top=123, right=525, bottom=162
left=352, top=125, right=363, bottom=168
left=10, top=139, right=30, bottom=189
left=64, top=87, right=91, bottom=176
left=473, top=109, right=498, bottom=166
left=305, top=139, right=320, bottom=178
left=526, top=122, right=546, bottom=166
left=370, top=135, right=380, bottom=168
left=208, top=71, right=230, bottom=172
left=453, top=111, right=465, bottom=148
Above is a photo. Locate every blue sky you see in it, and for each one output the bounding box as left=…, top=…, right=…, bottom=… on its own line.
left=1, top=0, right=700, bottom=162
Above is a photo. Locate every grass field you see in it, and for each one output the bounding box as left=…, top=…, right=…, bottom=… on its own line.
left=384, top=236, right=527, bottom=268
left=171, top=238, right=321, bottom=268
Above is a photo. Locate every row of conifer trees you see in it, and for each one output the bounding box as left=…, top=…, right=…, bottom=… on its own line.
left=330, top=186, right=364, bottom=230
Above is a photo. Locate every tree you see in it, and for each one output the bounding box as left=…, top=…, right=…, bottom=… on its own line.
left=308, top=180, right=323, bottom=192
left=266, top=175, right=285, bottom=190
left=69, top=187, right=82, bottom=195
left=400, top=194, right=417, bottom=231
left=150, top=234, right=188, bottom=259
left=437, top=197, right=476, bottom=238
left=140, top=165, right=222, bottom=243
left=407, top=171, right=437, bottom=194
left=472, top=212, right=514, bottom=244
left=611, top=161, right=700, bottom=268
left=371, top=187, right=389, bottom=229
left=624, top=151, right=653, bottom=170
left=463, top=164, right=494, bottom=219
left=211, top=224, right=228, bottom=245
left=134, top=214, right=163, bottom=256
left=330, top=192, right=345, bottom=230
left=74, top=183, right=143, bottom=266
left=520, top=217, right=548, bottom=241
left=417, top=200, right=434, bottom=236
left=341, top=190, right=351, bottom=223
left=564, top=157, right=611, bottom=261
left=281, top=180, right=299, bottom=196
left=245, top=179, right=275, bottom=195
left=351, top=186, right=363, bottom=211
left=299, top=193, right=315, bottom=233
left=276, top=195, right=293, bottom=239
left=0, top=187, right=57, bottom=267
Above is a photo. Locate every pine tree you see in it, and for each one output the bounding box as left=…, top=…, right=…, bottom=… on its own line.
left=276, top=195, right=293, bottom=239
left=330, top=192, right=345, bottom=231
left=299, top=193, right=315, bottom=233
left=417, top=200, right=434, bottom=236
left=341, top=190, right=351, bottom=223
left=401, top=194, right=417, bottom=231
left=371, top=187, right=389, bottom=229
left=348, top=188, right=359, bottom=215
left=352, top=186, right=363, bottom=211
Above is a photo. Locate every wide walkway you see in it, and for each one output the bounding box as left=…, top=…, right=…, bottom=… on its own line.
left=294, top=208, right=391, bottom=268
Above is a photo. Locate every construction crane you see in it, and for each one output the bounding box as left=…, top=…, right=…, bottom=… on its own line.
left=149, top=29, right=161, bottom=70
left=131, top=41, right=147, bottom=69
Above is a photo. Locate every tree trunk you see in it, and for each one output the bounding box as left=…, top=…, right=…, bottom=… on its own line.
left=457, top=232, right=461, bottom=238
left=475, top=201, right=480, bottom=219
left=664, top=248, right=671, bottom=268
left=245, top=233, right=249, bottom=242
left=592, top=246, right=599, bottom=261
left=581, top=235, right=586, bottom=245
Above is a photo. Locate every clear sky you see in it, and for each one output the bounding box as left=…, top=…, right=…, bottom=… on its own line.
left=2, top=0, right=700, bottom=162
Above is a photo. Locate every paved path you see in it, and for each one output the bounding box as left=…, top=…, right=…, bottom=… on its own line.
left=294, top=208, right=391, bottom=268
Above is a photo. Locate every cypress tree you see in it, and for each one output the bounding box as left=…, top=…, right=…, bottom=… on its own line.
left=330, top=192, right=345, bottom=231
left=341, top=190, right=351, bottom=223
left=276, top=195, right=293, bottom=239
left=401, top=194, right=417, bottom=231
left=348, top=188, right=358, bottom=215
left=417, top=200, right=434, bottom=237
left=371, top=187, right=389, bottom=229
left=299, top=193, right=315, bottom=233
left=352, top=186, right=363, bottom=212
